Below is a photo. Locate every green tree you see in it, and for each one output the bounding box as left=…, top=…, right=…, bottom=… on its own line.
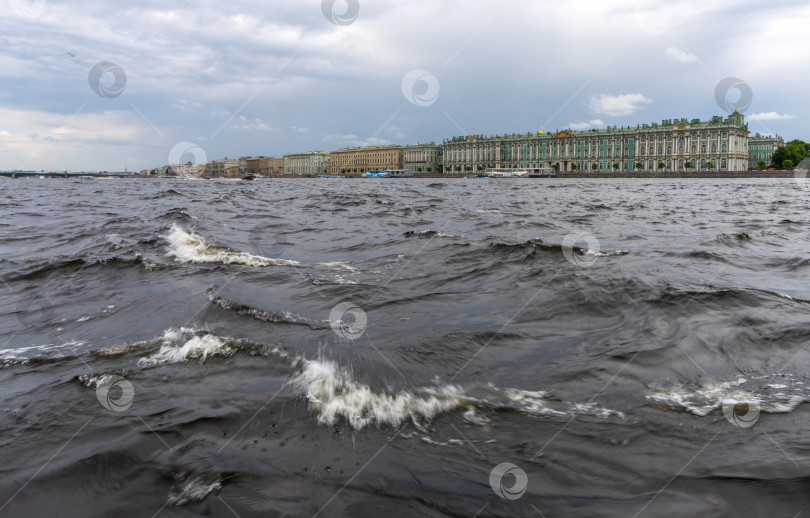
left=437, top=165, right=443, bottom=173
left=417, top=167, right=423, bottom=172
left=426, top=166, right=432, bottom=173
left=552, top=164, right=560, bottom=171
left=592, top=163, right=598, bottom=171
left=612, top=162, right=619, bottom=170
left=635, top=162, right=643, bottom=171
left=658, top=161, right=665, bottom=170
left=783, top=159, right=794, bottom=169
left=455, top=166, right=461, bottom=172
left=571, top=163, right=578, bottom=171
left=772, top=140, right=810, bottom=169
left=465, top=166, right=472, bottom=171
left=756, top=160, right=766, bottom=170
left=684, top=161, right=693, bottom=170
left=477, top=165, right=483, bottom=171
left=706, top=162, right=714, bottom=170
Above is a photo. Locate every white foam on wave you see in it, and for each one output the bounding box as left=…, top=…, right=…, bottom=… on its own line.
left=290, top=359, right=625, bottom=430
left=138, top=329, right=236, bottom=366
left=648, top=375, right=809, bottom=415
left=0, top=340, right=88, bottom=362
left=291, top=358, right=464, bottom=430
left=166, top=225, right=300, bottom=267
left=168, top=472, right=222, bottom=506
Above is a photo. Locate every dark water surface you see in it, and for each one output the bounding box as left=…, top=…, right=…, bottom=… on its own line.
left=2, top=177, right=810, bottom=517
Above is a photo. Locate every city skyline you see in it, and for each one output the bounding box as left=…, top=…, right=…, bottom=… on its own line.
left=1, top=0, right=807, bottom=171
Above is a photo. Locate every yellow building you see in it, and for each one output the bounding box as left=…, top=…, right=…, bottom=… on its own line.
left=329, top=145, right=403, bottom=175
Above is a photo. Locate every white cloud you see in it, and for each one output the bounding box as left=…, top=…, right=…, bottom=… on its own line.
left=292, top=126, right=309, bottom=133
left=589, top=94, right=652, bottom=116
left=229, top=115, right=276, bottom=131
left=322, top=134, right=392, bottom=147
left=664, top=46, right=697, bottom=62
left=172, top=100, right=203, bottom=111
left=568, top=119, right=604, bottom=130
left=747, top=112, right=795, bottom=121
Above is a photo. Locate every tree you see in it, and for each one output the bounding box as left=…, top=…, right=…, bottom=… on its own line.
left=772, top=139, right=810, bottom=169
left=756, top=160, right=766, bottom=170
left=658, top=161, right=665, bottom=170
left=635, top=162, right=643, bottom=171
left=552, top=164, right=560, bottom=171
left=465, top=166, right=472, bottom=171
left=592, top=163, right=598, bottom=171
left=426, top=166, right=432, bottom=173
left=684, top=161, right=693, bottom=170
left=571, top=163, right=578, bottom=171
left=437, top=165, right=443, bottom=173
left=783, top=159, right=794, bottom=169
left=612, top=162, right=619, bottom=170
left=455, top=166, right=461, bottom=172
left=417, top=167, right=423, bottom=172
left=706, top=162, right=714, bottom=169
left=477, top=165, right=483, bottom=171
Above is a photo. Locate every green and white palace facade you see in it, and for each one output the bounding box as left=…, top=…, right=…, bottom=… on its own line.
left=443, top=111, right=750, bottom=173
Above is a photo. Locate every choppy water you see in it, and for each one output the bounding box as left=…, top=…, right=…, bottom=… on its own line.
left=2, top=177, right=810, bottom=517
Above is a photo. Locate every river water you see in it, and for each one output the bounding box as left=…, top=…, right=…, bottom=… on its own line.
left=2, top=177, right=810, bottom=517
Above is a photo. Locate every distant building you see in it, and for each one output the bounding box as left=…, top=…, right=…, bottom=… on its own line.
left=238, top=157, right=248, bottom=175
left=748, top=133, right=784, bottom=168
left=284, top=151, right=330, bottom=176
left=443, top=111, right=750, bottom=173
left=209, top=158, right=238, bottom=176
left=246, top=156, right=271, bottom=176
left=403, top=143, right=443, bottom=174
left=329, top=145, right=403, bottom=175
left=267, top=157, right=284, bottom=176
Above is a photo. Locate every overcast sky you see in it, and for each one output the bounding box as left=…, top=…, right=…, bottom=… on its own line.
left=1, top=0, right=807, bottom=171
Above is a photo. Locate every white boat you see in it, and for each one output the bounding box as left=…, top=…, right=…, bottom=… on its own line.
left=486, top=168, right=555, bottom=178
left=486, top=169, right=531, bottom=178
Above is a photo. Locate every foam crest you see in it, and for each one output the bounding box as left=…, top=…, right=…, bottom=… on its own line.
left=292, top=359, right=464, bottom=430
left=648, top=374, right=809, bottom=415
left=166, top=225, right=300, bottom=267
left=138, top=330, right=236, bottom=366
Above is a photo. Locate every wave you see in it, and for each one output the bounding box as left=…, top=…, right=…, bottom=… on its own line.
left=647, top=374, right=809, bottom=416
left=291, top=358, right=464, bottom=430
left=291, top=358, right=625, bottom=430
left=165, top=225, right=300, bottom=267
left=0, top=339, right=88, bottom=364
left=136, top=328, right=287, bottom=367
left=403, top=230, right=461, bottom=239
left=207, top=289, right=325, bottom=328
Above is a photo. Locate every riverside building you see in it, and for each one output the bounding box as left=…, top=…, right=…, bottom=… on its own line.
left=283, top=151, right=330, bottom=176
left=403, top=143, right=443, bottom=174
left=748, top=133, right=784, bottom=168
left=329, top=145, right=403, bottom=175
left=443, top=111, right=750, bottom=173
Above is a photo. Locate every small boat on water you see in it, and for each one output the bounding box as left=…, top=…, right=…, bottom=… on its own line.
left=242, top=174, right=256, bottom=181
left=485, top=168, right=555, bottom=178
left=361, top=169, right=414, bottom=178
left=487, top=169, right=531, bottom=178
